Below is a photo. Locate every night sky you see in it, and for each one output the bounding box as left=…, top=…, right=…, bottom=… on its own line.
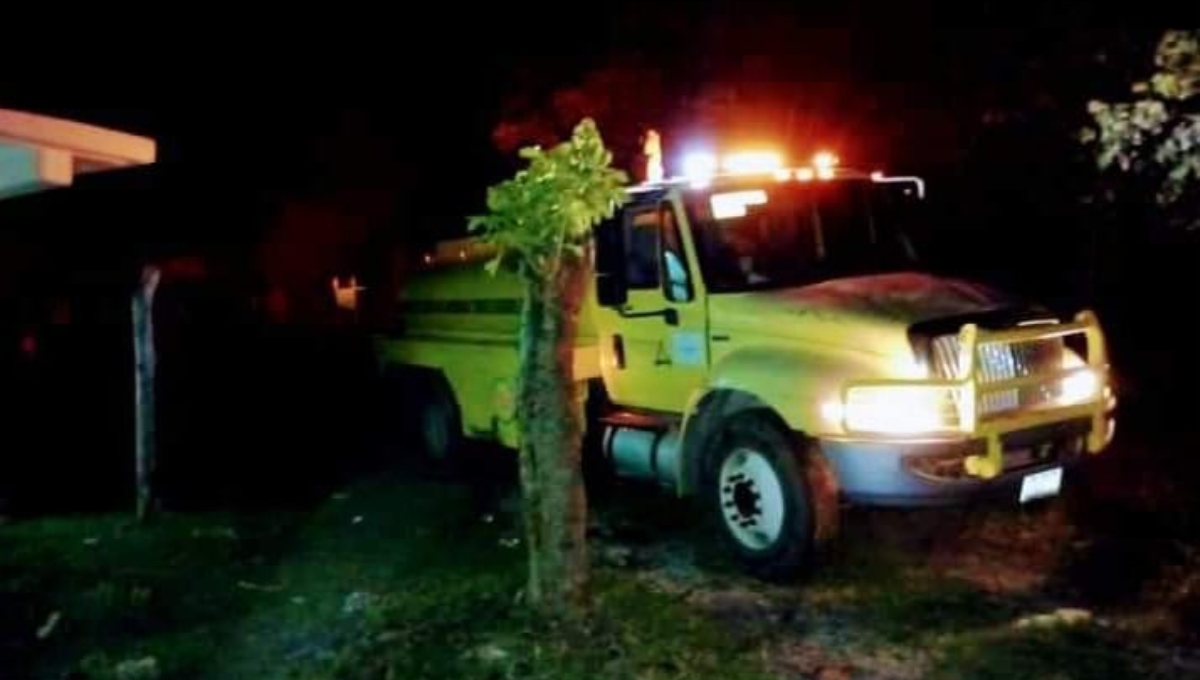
left=0, top=2, right=1192, bottom=509
left=0, top=5, right=1165, bottom=179
left=0, top=4, right=1177, bottom=285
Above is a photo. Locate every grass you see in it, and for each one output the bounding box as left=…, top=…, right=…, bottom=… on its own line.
left=0, top=508, right=300, bottom=679
left=1, top=468, right=1190, bottom=680
left=0, top=474, right=771, bottom=680
left=315, top=571, right=771, bottom=680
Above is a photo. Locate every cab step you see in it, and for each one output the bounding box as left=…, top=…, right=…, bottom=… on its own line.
left=598, top=409, right=679, bottom=431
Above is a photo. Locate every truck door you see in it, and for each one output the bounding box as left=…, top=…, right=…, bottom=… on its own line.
left=599, top=198, right=708, bottom=413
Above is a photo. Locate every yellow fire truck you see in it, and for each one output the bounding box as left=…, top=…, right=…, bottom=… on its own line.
left=374, top=149, right=1115, bottom=577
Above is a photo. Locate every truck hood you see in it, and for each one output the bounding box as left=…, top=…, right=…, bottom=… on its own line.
left=708, top=272, right=1019, bottom=355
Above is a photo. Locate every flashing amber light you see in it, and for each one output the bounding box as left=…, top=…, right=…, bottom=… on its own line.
left=813, top=151, right=838, bottom=180
left=813, top=151, right=838, bottom=170
left=795, top=167, right=815, bottom=181
left=773, top=168, right=792, bottom=181
left=722, top=151, right=784, bottom=174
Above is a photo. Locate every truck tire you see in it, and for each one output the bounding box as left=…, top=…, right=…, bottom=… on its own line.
left=410, top=371, right=464, bottom=475
left=376, top=368, right=464, bottom=475
left=702, top=411, right=818, bottom=580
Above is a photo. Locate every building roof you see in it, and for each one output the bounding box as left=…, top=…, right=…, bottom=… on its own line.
left=0, top=109, right=156, bottom=200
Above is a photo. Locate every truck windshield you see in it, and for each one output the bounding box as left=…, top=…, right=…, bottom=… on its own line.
left=685, top=179, right=919, bottom=293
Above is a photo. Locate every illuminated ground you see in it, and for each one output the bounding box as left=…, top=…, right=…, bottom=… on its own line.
left=3, top=438, right=1197, bottom=680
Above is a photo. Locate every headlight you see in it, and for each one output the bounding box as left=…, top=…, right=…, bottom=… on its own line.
left=1060, top=350, right=1100, bottom=405
left=839, top=384, right=962, bottom=436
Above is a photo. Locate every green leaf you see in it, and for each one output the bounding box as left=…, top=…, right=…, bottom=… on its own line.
left=484, top=256, right=503, bottom=276
left=518, top=145, right=543, bottom=160
left=1151, top=72, right=1181, bottom=99
left=467, top=215, right=489, bottom=232
left=466, top=117, right=629, bottom=276
left=1083, top=30, right=1200, bottom=217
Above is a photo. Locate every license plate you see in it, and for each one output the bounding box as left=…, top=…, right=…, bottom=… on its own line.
left=1019, top=467, right=1063, bottom=503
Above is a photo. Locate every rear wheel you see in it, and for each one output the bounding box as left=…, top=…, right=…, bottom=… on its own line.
left=703, top=411, right=819, bottom=580
left=376, top=368, right=464, bottom=475
left=417, top=379, right=460, bottom=461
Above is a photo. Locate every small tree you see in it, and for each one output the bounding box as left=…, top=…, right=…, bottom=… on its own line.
left=469, top=119, right=627, bottom=614
left=1083, top=29, right=1200, bottom=228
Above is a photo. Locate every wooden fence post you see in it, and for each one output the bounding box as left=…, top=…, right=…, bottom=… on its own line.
left=133, top=265, right=161, bottom=521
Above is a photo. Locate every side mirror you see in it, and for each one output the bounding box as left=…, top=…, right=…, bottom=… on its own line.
left=594, top=215, right=627, bottom=307
left=596, top=274, right=628, bottom=307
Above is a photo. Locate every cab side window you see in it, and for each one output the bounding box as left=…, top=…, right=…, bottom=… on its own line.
left=625, top=206, right=661, bottom=290
left=660, top=203, right=692, bottom=302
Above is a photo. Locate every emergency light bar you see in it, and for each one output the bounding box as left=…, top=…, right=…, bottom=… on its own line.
left=681, top=151, right=719, bottom=185
left=676, top=149, right=841, bottom=186
left=722, top=151, right=784, bottom=174
left=645, top=135, right=924, bottom=198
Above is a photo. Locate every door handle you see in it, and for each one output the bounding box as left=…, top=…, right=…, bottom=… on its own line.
left=618, top=306, right=679, bottom=326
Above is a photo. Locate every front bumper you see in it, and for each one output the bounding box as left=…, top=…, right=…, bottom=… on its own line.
left=820, top=416, right=1113, bottom=507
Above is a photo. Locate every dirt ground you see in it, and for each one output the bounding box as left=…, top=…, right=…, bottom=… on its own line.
left=4, top=435, right=1199, bottom=680
left=593, top=491, right=1200, bottom=680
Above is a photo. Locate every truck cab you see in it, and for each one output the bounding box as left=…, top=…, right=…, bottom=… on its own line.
left=377, top=150, right=1115, bottom=578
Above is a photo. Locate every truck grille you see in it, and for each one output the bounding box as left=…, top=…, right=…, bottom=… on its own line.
left=927, top=334, right=1064, bottom=417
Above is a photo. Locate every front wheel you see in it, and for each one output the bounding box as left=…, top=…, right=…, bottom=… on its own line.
left=703, top=412, right=821, bottom=580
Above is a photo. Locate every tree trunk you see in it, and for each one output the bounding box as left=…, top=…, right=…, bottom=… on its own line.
left=133, top=265, right=161, bottom=522
left=515, top=255, right=590, bottom=614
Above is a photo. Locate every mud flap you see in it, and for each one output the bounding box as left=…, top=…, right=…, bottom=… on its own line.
left=803, top=441, right=841, bottom=549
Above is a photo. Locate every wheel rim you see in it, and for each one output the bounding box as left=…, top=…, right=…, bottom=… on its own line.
left=719, top=447, right=786, bottom=550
